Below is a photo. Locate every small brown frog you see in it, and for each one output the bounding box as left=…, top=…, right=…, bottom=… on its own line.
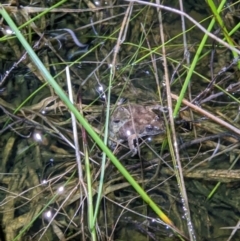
left=109, top=104, right=166, bottom=156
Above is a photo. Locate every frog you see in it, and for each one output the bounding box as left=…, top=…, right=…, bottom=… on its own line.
left=109, top=103, right=167, bottom=156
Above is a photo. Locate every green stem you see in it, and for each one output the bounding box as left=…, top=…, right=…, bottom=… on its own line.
left=173, top=0, right=226, bottom=117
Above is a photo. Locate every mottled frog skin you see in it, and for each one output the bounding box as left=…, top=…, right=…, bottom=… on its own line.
left=109, top=104, right=166, bottom=156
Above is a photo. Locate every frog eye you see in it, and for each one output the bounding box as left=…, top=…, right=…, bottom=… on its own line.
left=145, top=125, right=153, bottom=130
left=113, top=119, right=120, bottom=124
left=146, top=125, right=160, bottom=131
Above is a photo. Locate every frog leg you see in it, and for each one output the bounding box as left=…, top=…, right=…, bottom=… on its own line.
left=127, top=134, right=138, bottom=156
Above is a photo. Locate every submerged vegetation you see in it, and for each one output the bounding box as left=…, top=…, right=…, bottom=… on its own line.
left=1, top=0, right=240, bottom=240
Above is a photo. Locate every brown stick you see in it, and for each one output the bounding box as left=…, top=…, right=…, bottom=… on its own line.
left=171, top=93, right=240, bottom=136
